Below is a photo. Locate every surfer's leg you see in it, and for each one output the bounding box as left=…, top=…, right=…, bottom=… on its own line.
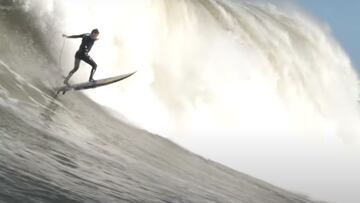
left=64, top=58, right=80, bottom=85
left=83, top=55, right=97, bottom=82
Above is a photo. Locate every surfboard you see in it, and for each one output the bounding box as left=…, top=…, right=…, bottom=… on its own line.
left=56, top=71, right=136, bottom=95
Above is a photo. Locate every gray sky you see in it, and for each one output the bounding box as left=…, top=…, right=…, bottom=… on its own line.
left=294, top=0, right=360, bottom=71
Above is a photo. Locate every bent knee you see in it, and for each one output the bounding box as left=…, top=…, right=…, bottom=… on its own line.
left=70, top=67, right=79, bottom=73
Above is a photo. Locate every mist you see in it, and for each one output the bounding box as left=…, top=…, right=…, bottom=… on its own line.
left=18, top=0, right=360, bottom=203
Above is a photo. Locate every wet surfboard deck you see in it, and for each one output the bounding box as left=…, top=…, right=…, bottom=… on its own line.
left=56, top=71, right=136, bottom=95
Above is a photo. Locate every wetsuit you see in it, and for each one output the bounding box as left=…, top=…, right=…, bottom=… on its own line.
left=64, top=33, right=97, bottom=84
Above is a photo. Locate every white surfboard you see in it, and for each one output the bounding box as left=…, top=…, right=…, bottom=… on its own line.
left=56, top=71, right=136, bottom=95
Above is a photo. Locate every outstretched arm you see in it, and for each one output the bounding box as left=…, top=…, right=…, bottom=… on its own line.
left=62, top=34, right=86, bottom=38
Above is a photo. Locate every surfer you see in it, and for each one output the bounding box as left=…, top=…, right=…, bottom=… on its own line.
left=62, top=29, right=99, bottom=85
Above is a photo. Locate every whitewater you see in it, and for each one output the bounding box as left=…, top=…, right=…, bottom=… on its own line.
left=0, top=0, right=359, bottom=203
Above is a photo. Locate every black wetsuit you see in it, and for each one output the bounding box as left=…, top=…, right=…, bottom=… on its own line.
left=68, top=33, right=97, bottom=68
left=64, top=33, right=97, bottom=83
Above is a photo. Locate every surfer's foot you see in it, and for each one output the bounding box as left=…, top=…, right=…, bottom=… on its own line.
left=89, top=78, right=95, bottom=83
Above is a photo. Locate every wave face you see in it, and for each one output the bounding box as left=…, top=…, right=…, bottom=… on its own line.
left=0, top=0, right=359, bottom=203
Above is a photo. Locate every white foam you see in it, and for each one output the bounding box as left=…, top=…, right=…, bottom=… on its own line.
left=21, top=1, right=360, bottom=203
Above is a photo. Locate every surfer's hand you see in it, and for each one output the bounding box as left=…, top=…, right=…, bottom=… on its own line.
left=62, top=34, right=68, bottom=38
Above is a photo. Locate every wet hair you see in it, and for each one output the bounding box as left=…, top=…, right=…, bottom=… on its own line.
left=91, top=29, right=99, bottom=34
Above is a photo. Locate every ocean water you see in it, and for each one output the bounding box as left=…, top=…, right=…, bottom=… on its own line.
left=1, top=1, right=359, bottom=203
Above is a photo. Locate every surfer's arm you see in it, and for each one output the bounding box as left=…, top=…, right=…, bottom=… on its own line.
left=62, top=34, right=86, bottom=38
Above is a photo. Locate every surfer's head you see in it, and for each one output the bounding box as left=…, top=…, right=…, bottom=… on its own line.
left=90, top=28, right=99, bottom=40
